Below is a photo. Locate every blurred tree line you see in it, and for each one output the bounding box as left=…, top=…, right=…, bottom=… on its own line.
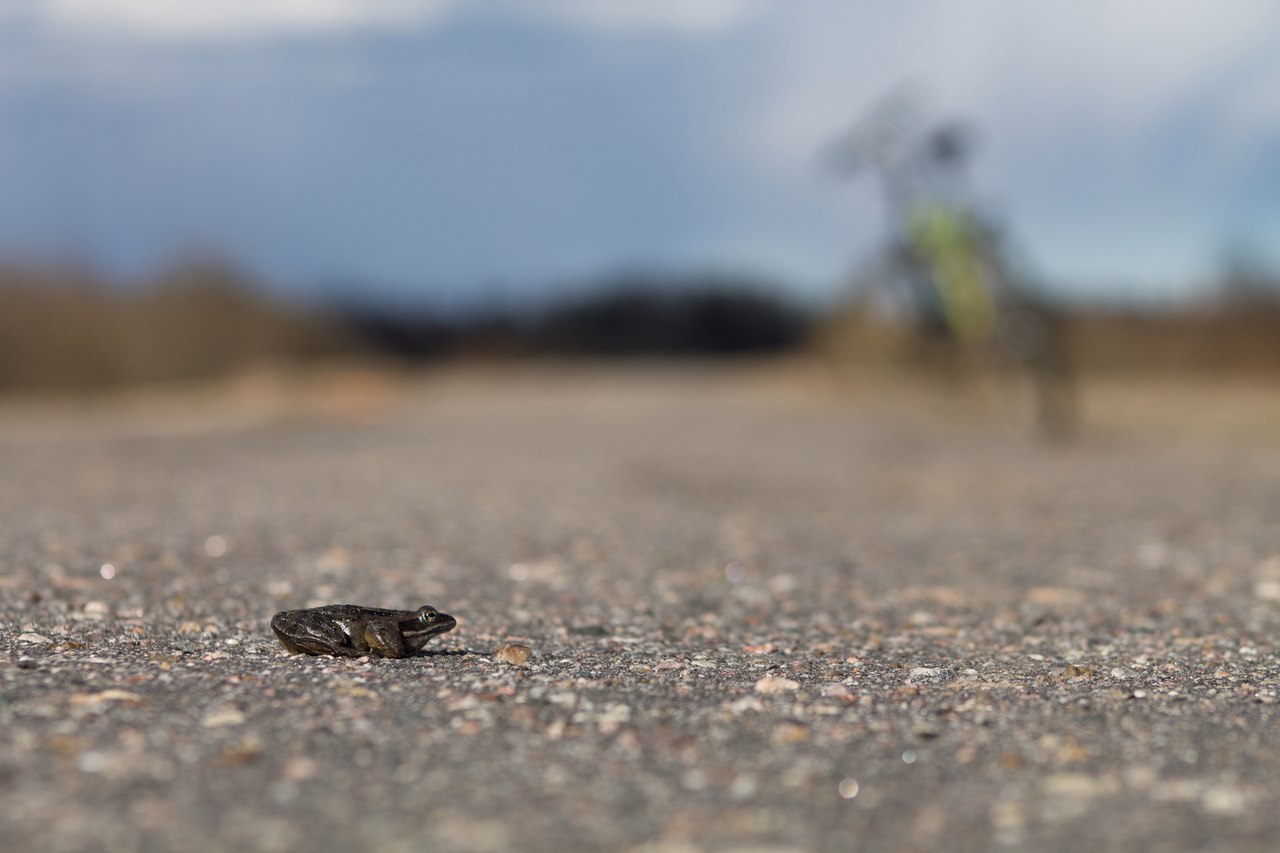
left=3, top=254, right=1280, bottom=393
left=342, top=272, right=808, bottom=360
left=0, top=259, right=351, bottom=391
left=0, top=261, right=808, bottom=391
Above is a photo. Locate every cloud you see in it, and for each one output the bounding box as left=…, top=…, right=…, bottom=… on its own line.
left=729, top=1, right=1280, bottom=289
left=25, top=0, right=760, bottom=42
left=3, top=1, right=1277, bottom=298
left=525, top=0, right=761, bottom=34
left=748, top=0, right=1280, bottom=164
left=32, top=0, right=456, bottom=40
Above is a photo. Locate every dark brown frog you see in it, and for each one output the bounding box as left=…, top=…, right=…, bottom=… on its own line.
left=271, top=604, right=456, bottom=658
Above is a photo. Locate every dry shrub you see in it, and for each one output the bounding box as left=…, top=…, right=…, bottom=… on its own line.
left=0, top=259, right=356, bottom=392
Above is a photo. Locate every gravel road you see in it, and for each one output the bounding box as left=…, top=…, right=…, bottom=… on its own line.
left=2, top=363, right=1280, bottom=852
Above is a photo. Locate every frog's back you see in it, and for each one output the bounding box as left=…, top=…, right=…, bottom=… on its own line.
left=324, top=604, right=415, bottom=619
left=286, top=604, right=408, bottom=620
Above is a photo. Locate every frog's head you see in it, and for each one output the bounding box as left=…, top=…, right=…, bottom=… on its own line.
left=400, top=605, right=457, bottom=650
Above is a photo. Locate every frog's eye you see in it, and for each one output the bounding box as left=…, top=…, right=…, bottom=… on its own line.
left=418, top=607, right=437, bottom=623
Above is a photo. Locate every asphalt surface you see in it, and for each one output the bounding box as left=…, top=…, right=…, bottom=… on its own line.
left=3, top=363, right=1280, bottom=852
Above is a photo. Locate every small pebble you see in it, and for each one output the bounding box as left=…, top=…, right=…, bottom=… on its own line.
left=772, top=722, right=810, bottom=744
left=1253, top=580, right=1280, bottom=602
left=18, top=633, right=53, bottom=645
left=69, top=690, right=144, bottom=706
left=493, top=643, right=533, bottom=666
left=755, top=675, right=800, bottom=694
left=282, top=757, right=319, bottom=782
left=202, top=708, right=247, bottom=728
left=726, top=696, right=764, bottom=714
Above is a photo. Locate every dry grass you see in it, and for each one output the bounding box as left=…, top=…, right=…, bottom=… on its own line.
left=0, top=259, right=356, bottom=392
left=5, top=254, right=1280, bottom=401
left=817, top=300, right=1280, bottom=377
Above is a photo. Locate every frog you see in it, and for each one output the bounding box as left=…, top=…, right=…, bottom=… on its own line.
left=270, top=604, right=456, bottom=658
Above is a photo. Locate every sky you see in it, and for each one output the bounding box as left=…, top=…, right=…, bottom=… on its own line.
left=1, top=0, right=1278, bottom=308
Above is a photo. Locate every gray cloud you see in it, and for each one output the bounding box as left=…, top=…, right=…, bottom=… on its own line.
left=0, top=1, right=1277, bottom=303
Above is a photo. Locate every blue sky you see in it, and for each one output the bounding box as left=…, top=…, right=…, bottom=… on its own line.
left=1, top=1, right=1278, bottom=307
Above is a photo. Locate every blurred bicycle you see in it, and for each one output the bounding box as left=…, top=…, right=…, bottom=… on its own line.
left=825, top=91, right=1076, bottom=440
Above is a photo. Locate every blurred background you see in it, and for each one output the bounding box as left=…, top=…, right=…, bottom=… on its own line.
left=1, top=0, right=1278, bottom=429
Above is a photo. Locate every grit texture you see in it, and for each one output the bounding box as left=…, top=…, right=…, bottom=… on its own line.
left=2, top=364, right=1280, bottom=852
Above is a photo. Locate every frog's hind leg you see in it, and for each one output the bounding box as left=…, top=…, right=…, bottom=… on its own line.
left=278, top=634, right=362, bottom=656
left=271, top=616, right=359, bottom=657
